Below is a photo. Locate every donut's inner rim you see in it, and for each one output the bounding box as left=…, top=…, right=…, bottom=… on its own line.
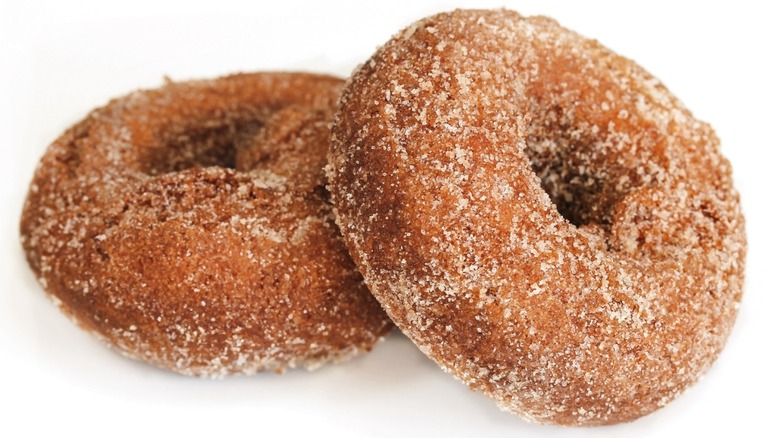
left=525, top=134, right=616, bottom=231
left=138, top=117, right=265, bottom=176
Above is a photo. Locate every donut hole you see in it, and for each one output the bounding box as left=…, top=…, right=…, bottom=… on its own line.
left=135, top=106, right=328, bottom=186
left=526, top=135, right=621, bottom=230
left=139, top=120, right=263, bottom=175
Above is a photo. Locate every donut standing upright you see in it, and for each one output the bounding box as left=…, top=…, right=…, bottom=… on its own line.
left=20, top=73, right=392, bottom=377
left=328, top=10, right=745, bottom=425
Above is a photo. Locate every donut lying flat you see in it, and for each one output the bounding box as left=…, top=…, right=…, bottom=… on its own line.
left=21, top=72, right=392, bottom=377
left=328, top=10, right=745, bottom=425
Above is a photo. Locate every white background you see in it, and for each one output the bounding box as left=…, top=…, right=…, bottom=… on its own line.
left=1, top=1, right=778, bottom=436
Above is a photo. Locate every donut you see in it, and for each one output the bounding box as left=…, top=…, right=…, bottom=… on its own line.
left=328, top=10, right=745, bottom=425
left=20, top=72, right=392, bottom=377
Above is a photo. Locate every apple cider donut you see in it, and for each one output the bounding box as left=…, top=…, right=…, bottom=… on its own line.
left=328, top=10, right=745, bottom=425
left=20, top=72, right=392, bottom=377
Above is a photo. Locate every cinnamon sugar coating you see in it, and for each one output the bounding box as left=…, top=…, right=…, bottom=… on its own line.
left=328, top=10, right=745, bottom=425
left=21, top=73, right=392, bottom=377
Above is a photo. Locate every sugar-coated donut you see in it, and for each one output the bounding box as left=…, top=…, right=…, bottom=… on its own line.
left=21, top=72, right=392, bottom=377
left=328, top=10, right=745, bottom=425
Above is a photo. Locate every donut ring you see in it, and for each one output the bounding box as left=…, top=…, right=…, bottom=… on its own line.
left=21, top=72, right=392, bottom=377
left=328, top=10, right=745, bottom=425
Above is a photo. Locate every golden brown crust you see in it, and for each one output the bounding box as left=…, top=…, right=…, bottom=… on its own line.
left=20, top=72, right=392, bottom=377
left=328, top=10, right=745, bottom=425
